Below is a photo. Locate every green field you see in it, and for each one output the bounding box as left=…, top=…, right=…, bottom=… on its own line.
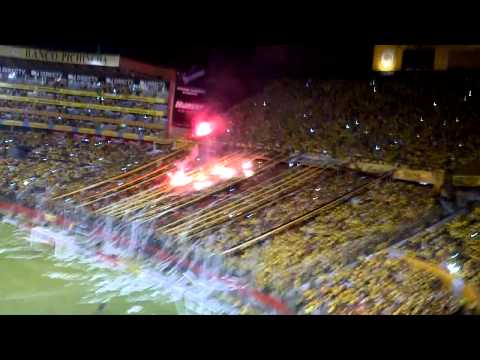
left=0, top=222, right=180, bottom=315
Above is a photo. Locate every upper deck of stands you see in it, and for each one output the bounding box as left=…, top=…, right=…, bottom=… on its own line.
left=0, top=45, right=177, bottom=143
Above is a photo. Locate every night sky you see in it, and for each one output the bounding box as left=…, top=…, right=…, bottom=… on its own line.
left=22, top=30, right=478, bottom=69
left=8, top=29, right=480, bottom=110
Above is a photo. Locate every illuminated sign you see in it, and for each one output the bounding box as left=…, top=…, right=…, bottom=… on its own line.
left=0, top=45, right=120, bottom=67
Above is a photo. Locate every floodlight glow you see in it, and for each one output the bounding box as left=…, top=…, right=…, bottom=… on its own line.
left=379, top=50, right=395, bottom=72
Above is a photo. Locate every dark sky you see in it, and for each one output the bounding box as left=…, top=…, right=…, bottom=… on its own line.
left=19, top=41, right=376, bottom=109
left=11, top=29, right=480, bottom=110
left=22, top=29, right=480, bottom=68
left=22, top=41, right=371, bottom=71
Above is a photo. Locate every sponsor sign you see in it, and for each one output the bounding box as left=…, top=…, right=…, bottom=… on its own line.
left=0, top=45, right=120, bottom=67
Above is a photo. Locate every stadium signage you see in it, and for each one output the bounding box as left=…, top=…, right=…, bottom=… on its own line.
left=0, top=45, right=120, bottom=68
left=1, top=67, right=26, bottom=75
left=177, top=86, right=206, bottom=96
left=173, top=69, right=207, bottom=128
left=175, top=100, right=204, bottom=111
left=34, top=71, right=63, bottom=78
left=182, top=69, right=205, bottom=85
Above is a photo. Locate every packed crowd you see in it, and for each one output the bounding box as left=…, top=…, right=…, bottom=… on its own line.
left=0, top=129, right=162, bottom=208
left=225, top=73, right=480, bottom=170
left=309, top=203, right=480, bottom=315
left=221, top=180, right=460, bottom=314
left=193, top=168, right=367, bottom=254
left=0, top=68, right=169, bottom=97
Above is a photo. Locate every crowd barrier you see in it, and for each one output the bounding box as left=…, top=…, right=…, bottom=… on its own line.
left=0, top=107, right=166, bottom=130
left=0, top=94, right=165, bottom=117
left=0, top=119, right=173, bottom=144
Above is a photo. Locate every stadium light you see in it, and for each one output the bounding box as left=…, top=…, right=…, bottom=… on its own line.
left=379, top=50, right=395, bottom=72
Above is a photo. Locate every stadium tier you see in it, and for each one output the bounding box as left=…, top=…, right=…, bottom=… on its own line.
left=0, top=45, right=176, bottom=143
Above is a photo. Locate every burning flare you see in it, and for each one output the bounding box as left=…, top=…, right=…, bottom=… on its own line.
left=168, top=170, right=192, bottom=187
left=195, top=122, right=213, bottom=137
left=210, top=164, right=237, bottom=180
left=167, top=147, right=256, bottom=193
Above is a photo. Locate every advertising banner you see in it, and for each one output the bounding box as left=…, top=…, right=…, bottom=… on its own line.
left=0, top=45, right=120, bottom=68
left=173, top=68, right=206, bottom=128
